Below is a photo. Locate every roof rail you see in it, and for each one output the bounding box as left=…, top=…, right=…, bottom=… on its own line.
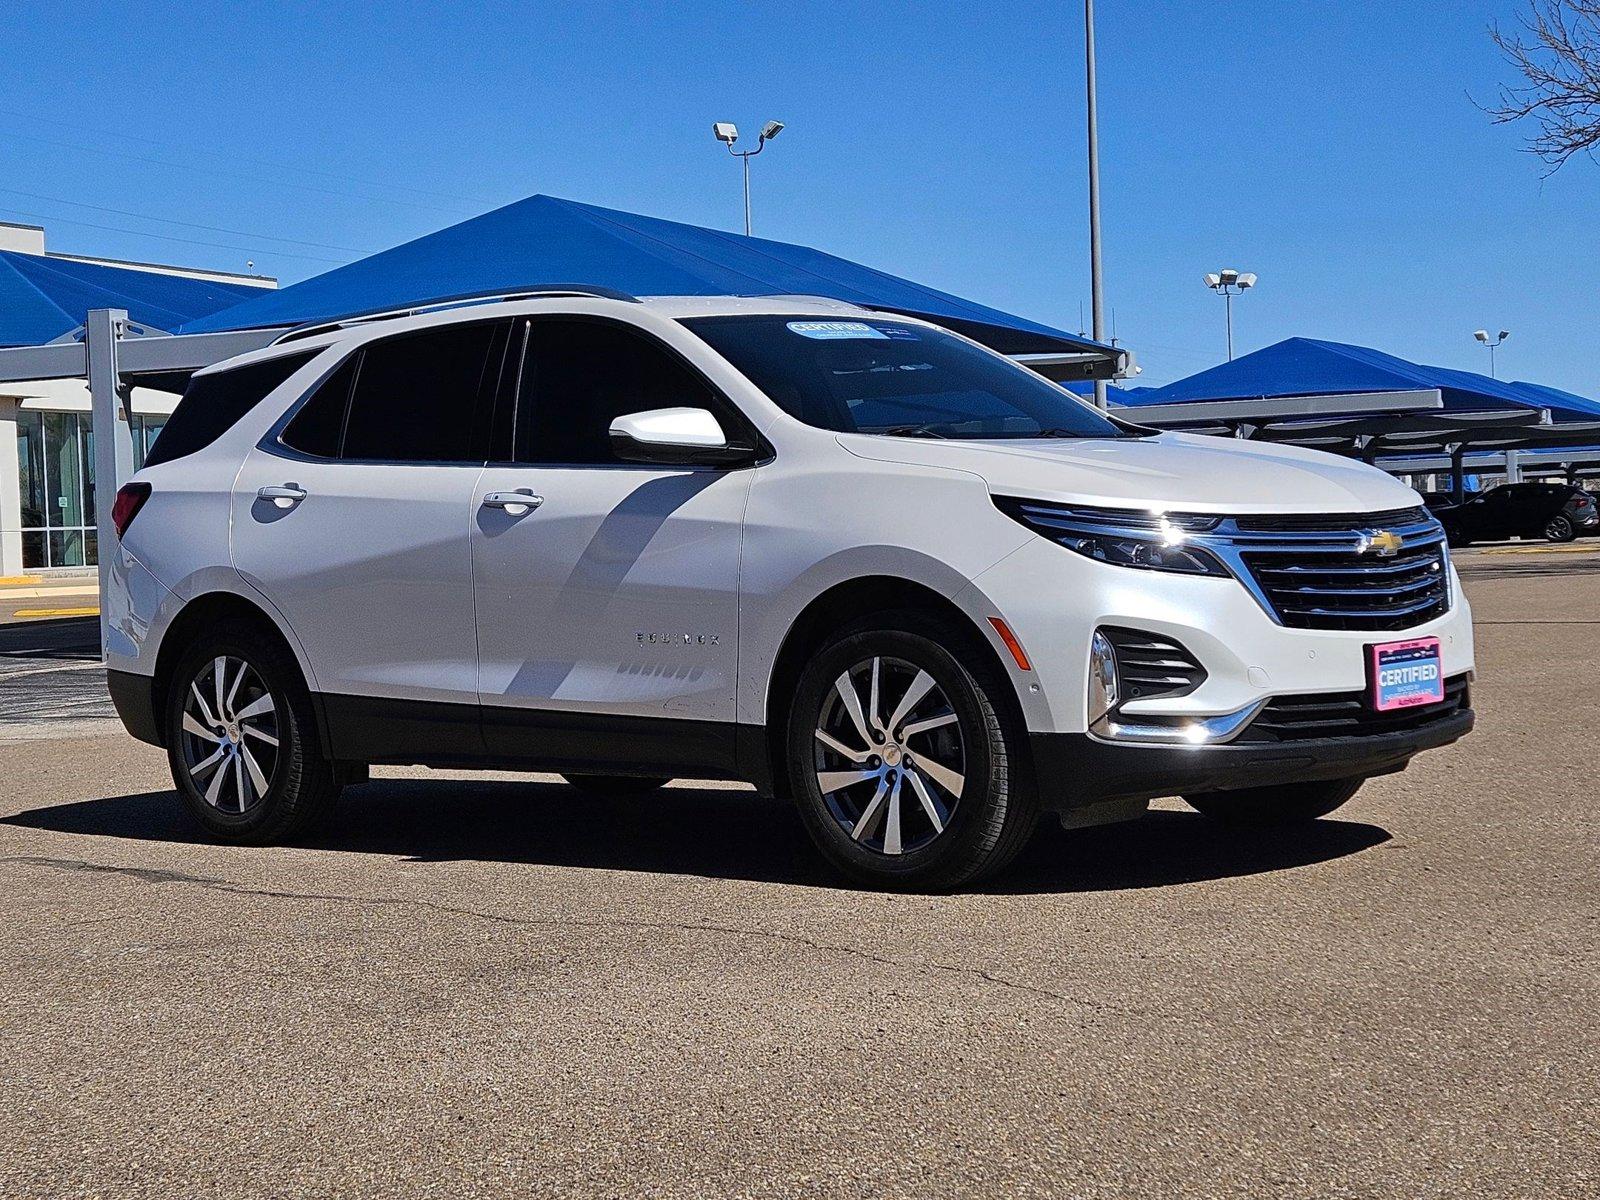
left=270, top=285, right=640, bottom=345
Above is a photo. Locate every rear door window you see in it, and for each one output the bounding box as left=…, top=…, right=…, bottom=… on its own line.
left=143, top=350, right=317, bottom=467
left=277, top=320, right=509, bottom=462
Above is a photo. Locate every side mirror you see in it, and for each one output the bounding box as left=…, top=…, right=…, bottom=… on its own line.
left=608, top=407, right=755, bottom=466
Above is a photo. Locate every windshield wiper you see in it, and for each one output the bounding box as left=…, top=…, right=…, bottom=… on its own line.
left=875, top=423, right=952, bottom=439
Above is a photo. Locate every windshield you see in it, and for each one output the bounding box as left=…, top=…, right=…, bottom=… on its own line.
left=680, top=315, right=1129, bottom=440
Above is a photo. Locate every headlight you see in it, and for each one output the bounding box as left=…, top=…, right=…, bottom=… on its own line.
left=995, top=497, right=1230, bottom=578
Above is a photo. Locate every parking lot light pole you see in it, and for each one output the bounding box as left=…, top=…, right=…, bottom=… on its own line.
left=713, top=120, right=785, bottom=236
left=1204, top=269, right=1257, bottom=361
left=1474, top=328, right=1510, bottom=379
left=1085, top=0, right=1107, bottom=409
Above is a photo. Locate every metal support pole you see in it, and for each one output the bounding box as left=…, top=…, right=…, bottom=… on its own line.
left=1504, top=448, right=1522, bottom=484
left=742, top=153, right=752, bottom=237
left=1224, top=292, right=1234, bottom=361
left=1085, top=0, right=1108, bottom=410
left=1449, top=443, right=1466, bottom=506
left=87, top=307, right=132, bottom=659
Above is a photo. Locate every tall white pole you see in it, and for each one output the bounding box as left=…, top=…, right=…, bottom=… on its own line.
left=1085, top=0, right=1108, bottom=409
left=742, top=153, right=753, bottom=237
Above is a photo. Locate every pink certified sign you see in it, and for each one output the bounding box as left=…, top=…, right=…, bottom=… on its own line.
left=1367, top=636, right=1446, bottom=712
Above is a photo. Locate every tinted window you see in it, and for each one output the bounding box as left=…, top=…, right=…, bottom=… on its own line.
left=681, top=315, right=1127, bottom=440
left=515, top=318, right=730, bottom=464
left=280, top=355, right=357, bottom=458
left=143, top=351, right=316, bottom=467
left=342, top=322, right=503, bottom=462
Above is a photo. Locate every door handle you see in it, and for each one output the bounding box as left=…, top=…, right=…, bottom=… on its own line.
left=257, top=484, right=307, bottom=508
left=482, top=489, right=544, bottom=513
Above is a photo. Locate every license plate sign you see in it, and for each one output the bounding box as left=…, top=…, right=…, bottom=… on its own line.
left=1367, top=637, right=1445, bottom=712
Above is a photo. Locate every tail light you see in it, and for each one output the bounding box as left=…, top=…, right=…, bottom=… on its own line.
left=111, top=482, right=151, bottom=537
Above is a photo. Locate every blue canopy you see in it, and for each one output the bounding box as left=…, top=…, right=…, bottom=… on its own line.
left=0, top=249, right=265, bottom=347
left=1508, top=380, right=1600, bottom=420
left=1120, top=337, right=1600, bottom=422
left=181, top=194, right=1106, bottom=357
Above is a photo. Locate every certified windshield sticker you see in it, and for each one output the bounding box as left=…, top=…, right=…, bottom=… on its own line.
left=787, top=320, right=888, bottom=340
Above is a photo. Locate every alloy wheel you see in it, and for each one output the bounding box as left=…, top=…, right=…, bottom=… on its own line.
left=178, top=655, right=281, bottom=815
left=813, top=655, right=966, bottom=855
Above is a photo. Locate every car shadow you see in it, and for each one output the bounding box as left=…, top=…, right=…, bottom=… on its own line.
left=2, top=777, right=1390, bottom=894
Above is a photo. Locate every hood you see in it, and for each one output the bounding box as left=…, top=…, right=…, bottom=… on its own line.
left=838, top=430, right=1423, bottom=515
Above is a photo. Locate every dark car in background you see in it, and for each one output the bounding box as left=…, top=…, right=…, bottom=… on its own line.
left=1422, top=482, right=1599, bottom=546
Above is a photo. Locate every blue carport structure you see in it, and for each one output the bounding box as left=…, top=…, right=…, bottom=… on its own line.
left=1112, top=337, right=1600, bottom=501
left=0, top=248, right=265, bottom=347
left=182, top=194, right=1125, bottom=377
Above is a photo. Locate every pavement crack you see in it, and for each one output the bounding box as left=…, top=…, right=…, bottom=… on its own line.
left=2, top=855, right=1131, bottom=1018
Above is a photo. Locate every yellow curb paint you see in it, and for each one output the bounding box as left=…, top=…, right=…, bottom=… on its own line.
left=1480, top=543, right=1598, bottom=556
left=10, top=607, right=100, bottom=619
left=0, top=575, right=44, bottom=586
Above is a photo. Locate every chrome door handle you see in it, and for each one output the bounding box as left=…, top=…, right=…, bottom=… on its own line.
left=482, top=490, right=544, bottom=513
left=257, top=484, right=307, bottom=508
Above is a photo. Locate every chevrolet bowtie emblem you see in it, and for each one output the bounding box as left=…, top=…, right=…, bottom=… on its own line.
left=1364, top=530, right=1404, bottom=557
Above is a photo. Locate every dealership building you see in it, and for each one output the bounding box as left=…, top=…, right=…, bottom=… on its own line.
left=0, top=221, right=273, bottom=574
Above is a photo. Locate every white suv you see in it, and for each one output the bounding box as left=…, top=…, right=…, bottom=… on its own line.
left=105, top=292, right=1475, bottom=889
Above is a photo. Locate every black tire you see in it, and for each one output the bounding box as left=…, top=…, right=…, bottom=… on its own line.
left=163, top=617, right=340, bottom=844
left=562, top=774, right=671, bottom=795
left=1445, top=529, right=1471, bottom=549
left=1184, top=777, right=1365, bottom=827
left=1544, top=514, right=1576, bottom=542
left=785, top=612, right=1037, bottom=891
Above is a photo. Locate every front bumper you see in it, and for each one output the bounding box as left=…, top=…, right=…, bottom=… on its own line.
left=1030, top=705, right=1473, bottom=817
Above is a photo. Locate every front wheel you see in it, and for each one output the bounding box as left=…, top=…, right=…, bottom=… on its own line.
left=164, top=619, right=340, bottom=844
left=785, top=614, right=1036, bottom=891
left=1184, top=777, right=1365, bottom=827
left=1545, top=514, right=1576, bottom=542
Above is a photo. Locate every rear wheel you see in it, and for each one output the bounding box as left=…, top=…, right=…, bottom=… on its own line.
left=164, top=619, right=340, bottom=843
left=562, top=774, right=671, bottom=795
left=786, top=614, right=1036, bottom=891
left=1545, top=514, right=1576, bottom=542
left=1184, top=777, right=1364, bottom=827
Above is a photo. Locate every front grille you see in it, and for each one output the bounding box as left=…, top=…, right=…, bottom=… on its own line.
left=1236, top=509, right=1450, bottom=632
left=1102, top=626, right=1206, bottom=700
left=1236, top=674, right=1471, bottom=743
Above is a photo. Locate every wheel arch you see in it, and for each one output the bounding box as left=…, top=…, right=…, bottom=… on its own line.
left=150, top=591, right=323, bottom=754
left=759, top=575, right=1031, bottom=797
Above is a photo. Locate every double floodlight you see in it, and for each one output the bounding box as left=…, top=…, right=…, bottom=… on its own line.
left=1474, top=329, right=1511, bottom=344
left=1205, top=269, right=1257, bottom=291
left=712, top=120, right=785, bottom=147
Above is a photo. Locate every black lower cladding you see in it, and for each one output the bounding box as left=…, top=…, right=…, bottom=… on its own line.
left=321, top=692, right=743, bottom=779
left=1030, top=706, right=1474, bottom=811
left=107, top=669, right=162, bottom=747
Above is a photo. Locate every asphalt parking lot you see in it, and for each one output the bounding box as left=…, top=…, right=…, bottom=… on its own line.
left=1, top=545, right=1596, bottom=1198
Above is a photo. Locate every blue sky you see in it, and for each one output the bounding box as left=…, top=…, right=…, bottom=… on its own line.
left=1, top=1, right=1594, bottom=391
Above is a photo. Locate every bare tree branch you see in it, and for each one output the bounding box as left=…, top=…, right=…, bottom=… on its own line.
left=1480, top=0, right=1600, bottom=171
